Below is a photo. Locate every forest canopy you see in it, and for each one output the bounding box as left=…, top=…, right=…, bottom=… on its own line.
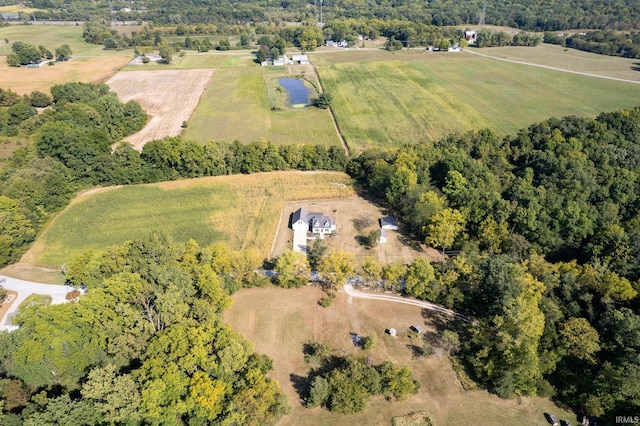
left=14, top=0, right=640, bottom=31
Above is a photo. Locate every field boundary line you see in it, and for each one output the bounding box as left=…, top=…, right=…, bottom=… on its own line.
left=311, top=62, right=351, bottom=156
left=463, top=49, right=640, bottom=85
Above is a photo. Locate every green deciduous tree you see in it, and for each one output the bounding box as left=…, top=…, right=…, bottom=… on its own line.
left=274, top=249, right=310, bottom=288
left=405, top=258, right=436, bottom=300
left=424, top=208, right=466, bottom=253
left=318, top=249, right=355, bottom=289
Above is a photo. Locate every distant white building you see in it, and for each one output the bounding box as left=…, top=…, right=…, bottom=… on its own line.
left=291, top=54, right=309, bottom=64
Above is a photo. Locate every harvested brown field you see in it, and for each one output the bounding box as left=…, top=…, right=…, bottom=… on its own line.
left=106, top=69, right=215, bottom=150
left=0, top=56, right=131, bottom=95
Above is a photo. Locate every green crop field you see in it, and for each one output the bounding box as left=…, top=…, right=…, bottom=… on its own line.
left=0, top=25, right=132, bottom=57
left=182, top=65, right=341, bottom=146
left=26, top=171, right=355, bottom=268
left=312, top=49, right=640, bottom=152
left=122, top=52, right=257, bottom=71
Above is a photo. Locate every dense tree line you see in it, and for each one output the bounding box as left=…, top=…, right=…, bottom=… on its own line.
left=347, top=108, right=640, bottom=422
left=474, top=29, right=543, bottom=48
left=548, top=30, right=640, bottom=59
left=19, top=0, right=640, bottom=31
left=0, top=234, right=288, bottom=425
left=5, top=41, right=72, bottom=67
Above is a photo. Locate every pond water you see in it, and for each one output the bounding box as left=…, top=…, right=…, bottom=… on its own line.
left=278, top=78, right=309, bottom=106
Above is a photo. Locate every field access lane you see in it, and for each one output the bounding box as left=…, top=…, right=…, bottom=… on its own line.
left=343, top=284, right=473, bottom=323
left=463, top=49, right=640, bottom=85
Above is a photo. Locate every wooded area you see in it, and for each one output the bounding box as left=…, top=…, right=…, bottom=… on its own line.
left=348, top=109, right=640, bottom=421
left=16, top=0, right=640, bottom=31
left=0, top=235, right=289, bottom=425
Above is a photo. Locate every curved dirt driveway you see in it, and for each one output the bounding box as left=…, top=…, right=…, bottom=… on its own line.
left=344, top=284, right=473, bottom=323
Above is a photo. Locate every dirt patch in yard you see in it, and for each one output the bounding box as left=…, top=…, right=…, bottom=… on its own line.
left=0, top=290, right=17, bottom=325
left=106, top=69, right=215, bottom=150
left=272, top=196, right=442, bottom=266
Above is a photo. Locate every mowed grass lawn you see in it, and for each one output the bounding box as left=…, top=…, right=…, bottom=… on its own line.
left=182, top=66, right=341, bottom=147
left=26, top=171, right=355, bottom=268
left=313, top=49, right=640, bottom=152
left=226, top=285, right=577, bottom=426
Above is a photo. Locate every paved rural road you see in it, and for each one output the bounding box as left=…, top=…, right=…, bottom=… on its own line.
left=463, top=49, right=640, bottom=85
left=0, top=275, right=74, bottom=332
left=344, top=284, right=473, bottom=323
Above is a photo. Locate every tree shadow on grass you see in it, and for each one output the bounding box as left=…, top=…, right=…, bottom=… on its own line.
left=632, top=62, right=640, bottom=72
left=290, top=373, right=309, bottom=404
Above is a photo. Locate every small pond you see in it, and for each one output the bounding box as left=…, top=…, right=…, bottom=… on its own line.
left=278, top=78, right=310, bottom=106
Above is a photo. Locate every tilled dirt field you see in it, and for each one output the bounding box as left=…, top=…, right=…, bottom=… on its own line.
left=106, top=69, right=215, bottom=150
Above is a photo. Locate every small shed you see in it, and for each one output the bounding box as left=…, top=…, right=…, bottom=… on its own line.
left=380, top=216, right=398, bottom=230
left=387, top=328, right=397, bottom=336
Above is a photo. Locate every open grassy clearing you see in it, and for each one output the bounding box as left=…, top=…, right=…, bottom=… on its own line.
left=0, top=25, right=133, bottom=57
left=121, top=52, right=257, bottom=71
left=476, top=43, right=640, bottom=82
left=313, top=49, right=640, bottom=151
left=225, top=285, right=576, bottom=426
left=182, top=65, right=341, bottom=146
left=24, top=171, right=355, bottom=268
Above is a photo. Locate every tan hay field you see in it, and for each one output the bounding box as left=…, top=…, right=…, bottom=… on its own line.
left=0, top=56, right=131, bottom=95
left=225, top=285, right=576, bottom=425
left=22, top=171, right=356, bottom=269
left=106, top=69, right=216, bottom=150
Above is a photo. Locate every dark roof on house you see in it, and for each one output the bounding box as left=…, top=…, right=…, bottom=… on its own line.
left=309, top=214, right=333, bottom=229
left=292, top=207, right=308, bottom=224
left=380, top=216, right=398, bottom=228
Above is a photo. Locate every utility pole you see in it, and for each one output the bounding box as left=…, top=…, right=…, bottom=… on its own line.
left=320, top=0, right=323, bottom=25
